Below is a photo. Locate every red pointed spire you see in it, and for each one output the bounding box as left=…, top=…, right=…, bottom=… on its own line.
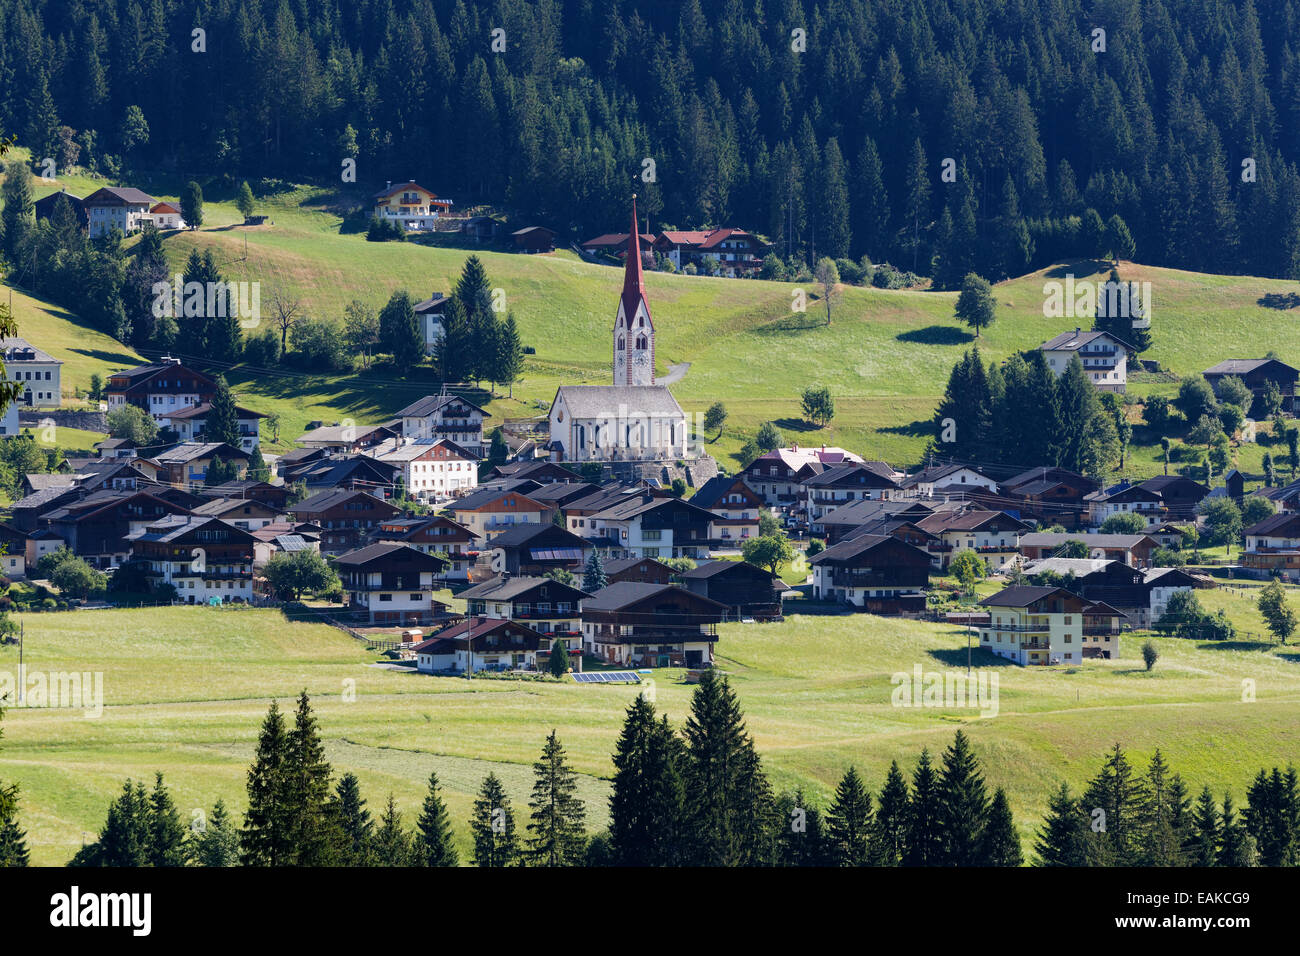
left=621, top=195, right=651, bottom=325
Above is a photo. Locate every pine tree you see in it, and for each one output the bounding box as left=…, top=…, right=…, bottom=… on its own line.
left=609, top=697, right=686, bottom=866
left=236, top=181, right=256, bottom=220
left=904, top=749, right=943, bottom=866
left=980, top=788, right=1023, bottom=866
left=0, top=781, right=30, bottom=866
left=527, top=731, right=587, bottom=866
left=148, top=772, right=189, bottom=866
left=378, top=290, right=423, bottom=374
left=936, top=730, right=990, bottom=865
left=547, top=638, right=571, bottom=677
left=826, top=766, right=873, bottom=866
left=413, top=772, right=459, bottom=866
left=434, top=298, right=473, bottom=383
left=191, top=799, right=240, bottom=867
left=454, top=254, right=494, bottom=318
left=81, top=779, right=151, bottom=866
left=329, top=773, right=375, bottom=866
left=1082, top=743, right=1149, bottom=866
left=1218, top=792, right=1258, bottom=866
left=1190, top=785, right=1220, bottom=866
left=205, top=376, right=241, bottom=447
left=372, top=795, right=414, bottom=866
left=240, top=700, right=292, bottom=866
left=1034, top=783, right=1091, bottom=866
left=776, top=789, right=831, bottom=866
left=582, top=550, right=607, bottom=592
left=282, top=690, right=337, bottom=865
left=495, top=312, right=524, bottom=398
left=869, top=760, right=910, bottom=866
left=470, top=773, right=520, bottom=867
left=682, top=669, right=777, bottom=865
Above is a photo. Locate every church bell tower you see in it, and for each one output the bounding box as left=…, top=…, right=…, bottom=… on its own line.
left=613, top=196, right=655, bottom=387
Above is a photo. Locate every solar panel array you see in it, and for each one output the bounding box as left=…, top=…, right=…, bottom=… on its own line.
left=571, top=671, right=641, bottom=684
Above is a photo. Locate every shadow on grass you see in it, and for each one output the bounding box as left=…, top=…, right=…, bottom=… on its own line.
left=879, top=419, right=935, bottom=437
left=896, top=325, right=973, bottom=346
left=753, top=314, right=829, bottom=335
left=1195, top=640, right=1279, bottom=652
left=1258, top=293, right=1300, bottom=310
left=68, top=346, right=144, bottom=366
left=772, top=417, right=820, bottom=433
left=926, top=647, right=1015, bottom=668
left=1044, top=259, right=1110, bottom=279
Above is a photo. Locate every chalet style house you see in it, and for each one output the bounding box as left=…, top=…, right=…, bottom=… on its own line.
left=999, top=466, right=1098, bottom=530
left=586, top=494, right=714, bottom=559
left=689, top=475, right=764, bottom=544
left=445, top=488, right=548, bottom=540
left=581, top=582, right=725, bottom=667
left=153, top=442, right=251, bottom=487
left=1016, top=532, right=1157, bottom=567
left=804, top=462, right=903, bottom=530
left=900, top=464, right=998, bottom=498
left=809, top=534, right=932, bottom=615
left=372, top=437, right=478, bottom=502
left=42, top=489, right=194, bottom=568
left=477, top=523, right=591, bottom=579
left=395, top=393, right=489, bottom=458
left=125, top=516, right=256, bottom=604
left=371, top=180, right=452, bottom=231
left=84, top=186, right=154, bottom=237
left=159, top=402, right=265, bottom=451
left=0, top=337, right=63, bottom=408
left=191, top=496, right=282, bottom=531
left=414, top=618, right=542, bottom=674
left=1204, top=358, right=1299, bottom=414
left=1020, top=557, right=1200, bottom=629
left=460, top=574, right=589, bottom=661
left=740, top=445, right=864, bottom=507
left=978, top=586, right=1124, bottom=665
left=915, top=509, right=1030, bottom=571
left=201, top=480, right=291, bottom=511
left=1085, top=476, right=1208, bottom=524
left=1243, top=512, right=1300, bottom=580
left=548, top=200, right=688, bottom=463
left=1039, top=328, right=1133, bottom=392
left=375, top=515, right=479, bottom=583
left=106, top=359, right=217, bottom=424
left=603, top=556, right=674, bottom=585
left=288, top=489, right=402, bottom=554
left=652, top=228, right=767, bottom=276
left=680, top=560, right=785, bottom=620
left=296, top=423, right=398, bottom=454
left=334, top=542, right=451, bottom=626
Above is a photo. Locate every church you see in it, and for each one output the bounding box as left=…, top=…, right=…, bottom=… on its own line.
left=548, top=198, right=690, bottom=463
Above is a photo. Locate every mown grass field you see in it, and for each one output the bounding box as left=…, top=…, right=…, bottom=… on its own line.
left=4, top=160, right=1300, bottom=473
left=1, top=603, right=1297, bottom=865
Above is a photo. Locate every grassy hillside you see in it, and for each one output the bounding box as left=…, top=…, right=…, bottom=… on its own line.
left=1, top=604, right=1297, bottom=864
left=6, top=164, right=1300, bottom=473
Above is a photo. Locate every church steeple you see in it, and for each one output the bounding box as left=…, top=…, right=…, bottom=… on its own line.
left=613, top=195, right=655, bottom=387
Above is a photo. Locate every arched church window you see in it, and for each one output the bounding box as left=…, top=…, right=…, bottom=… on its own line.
left=636, top=334, right=647, bottom=350
left=617, top=336, right=625, bottom=350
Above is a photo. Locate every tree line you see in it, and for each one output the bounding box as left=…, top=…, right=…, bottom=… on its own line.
left=3, top=0, right=1300, bottom=282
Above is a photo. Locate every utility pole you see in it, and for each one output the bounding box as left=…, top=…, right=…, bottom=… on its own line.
left=17, top=619, right=24, bottom=704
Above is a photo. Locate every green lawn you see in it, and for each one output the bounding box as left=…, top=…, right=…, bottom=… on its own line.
left=7, top=162, right=1300, bottom=469
left=1, top=603, right=1297, bottom=865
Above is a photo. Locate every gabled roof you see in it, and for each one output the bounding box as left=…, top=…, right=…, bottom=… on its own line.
left=553, top=384, right=684, bottom=419
left=1039, top=329, right=1135, bottom=352
left=749, top=446, right=865, bottom=471
left=1018, top=532, right=1155, bottom=549
left=396, top=393, right=489, bottom=418
left=1204, top=358, right=1299, bottom=377
left=603, top=556, right=673, bottom=576
left=0, top=337, right=60, bottom=364
left=809, top=533, right=929, bottom=565
left=446, top=487, right=545, bottom=512
left=296, top=423, right=396, bottom=445
left=333, top=542, right=448, bottom=568
left=689, top=475, right=761, bottom=509
left=1245, top=512, right=1300, bottom=537
left=580, top=581, right=726, bottom=613
left=485, top=522, right=589, bottom=550
left=290, top=488, right=394, bottom=513
left=459, top=574, right=590, bottom=602
left=83, top=186, right=154, bottom=206
left=978, top=585, right=1070, bottom=608
left=803, top=461, right=900, bottom=489
left=412, top=617, right=539, bottom=654
left=160, top=401, right=266, bottom=421
left=679, top=559, right=776, bottom=581
left=916, top=509, right=1028, bottom=533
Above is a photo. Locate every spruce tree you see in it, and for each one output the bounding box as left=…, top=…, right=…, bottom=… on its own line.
left=470, top=772, right=520, bottom=867
left=776, top=789, right=831, bottom=866
left=372, top=795, right=414, bottom=866
left=1082, top=744, right=1149, bottom=866
left=936, top=730, right=990, bottom=866
left=148, top=772, right=189, bottom=866
left=329, top=773, right=375, bottom=866
left=378, top=290, right=423, bottom=374
left=583, top=550, right=608, bottom=592
left=1218, top=792, right=1258, bottom=867
left=904, top=749, right=943, bottom=866
left=980, top=788, right=1023, bottom=866
left=547, top=638, right=571, bottom=677
left=206, top=376, right=241, bottom=448
left=85, top=779, right=151, bottom=866
left=682, top=669, right=777, bottom=866
left=869, top=760, right=910, bottom=866
left=526, top=731, right=587, bottom=866
left=1190, top=785, right=1221, bottom=867
left=1034, top=782, right=1091, bottom=866
left=191, top=799, right=240, bottom=867
left=0, top=781, right=30, bottom=866
left=495, top=313, right=524, bottom=398
left=609, top=697, right=686, bottom=866
left=240, top=700, right=292, bottom=866
left=826, top=766, right=873, bottom=866
left=283, top=691, right=336, bottom=865
left=413, top=771, right=459, bottom=866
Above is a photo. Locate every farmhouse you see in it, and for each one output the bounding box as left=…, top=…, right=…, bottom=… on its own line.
left=395, top=392, right=489, bottom=458
left=586, top=494, right=714, bottom=560
left=460, top=574, right=589, bottom=659
left=476, top=522, right=591, bottom=579
left=334, top=542, right=451, bottom=626
left=106, top=359, right=217, bottom=424
left=1, top=337, right=63, bottom=408
left=512, top=225, right=557, bottom=252
left=602, top=556, right=674, bottom=585
left=915, top=509, right=1030, bottom=570
left=581, top=582, right=724, bottom=667
left=296, top=422, right=398, bottom=454
left=1204, top=359, right=1299, bottom=414
left=125, top=515, right=257, bottom=604
left=152, top=442, right=251, bottom=487
left=808, top=534, right=932, bottom=615
left=900, top=464, right=997, bottom=498
left=1039, top=328, right=1132, bottom=392
left=689, top=475, right=765, bottom=545
left=998, top=466, right=1098, bottom=530
left=282, top=455, right=397, bottom=495
left=679, top=559, right=786, bottom=620
left=84, top=186, right=154, bottom=237
left=42, top=489, right=194, bottom=567
left=200, top=480, right=291, bottom=511
left=375, top=515, right=479, bottom=582
left=149, top=202, right=185, bottom=229
left=1016, top=532, right=1157, bottom=567
left=1242, top=511, right=1300, bottom=580
left=158, top=402, right=265, bottom=451
left=978, top=586, right=1124, bottom=665
left=191, top=496, right=281, bottom=531
left=740, top=445, right=865, bottom=507
left=652, top=227, right=766, bottom=276
left=445, top=487, right=548, bottom=540
left=288, top=489, right=402, bottom=554
left=371, top=180, right=452, bottom=231
left=414, top=618, right=542, bottom=674
left=372, top=437, right=478, bottom=502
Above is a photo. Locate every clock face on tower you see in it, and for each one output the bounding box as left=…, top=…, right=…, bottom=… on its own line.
left=633, top=352, right=648, bottom=367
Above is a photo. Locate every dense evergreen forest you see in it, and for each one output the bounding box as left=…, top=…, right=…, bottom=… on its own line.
left=3, top=0, right=1300, bottom=280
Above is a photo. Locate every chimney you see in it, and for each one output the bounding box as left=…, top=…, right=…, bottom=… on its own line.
left=386, top=180, right=392, bottom=189
left=1075, top=326, right=1081, bottom=336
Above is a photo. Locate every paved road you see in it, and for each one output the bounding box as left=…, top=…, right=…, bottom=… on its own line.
left=661, top=362, right=691, bottom=384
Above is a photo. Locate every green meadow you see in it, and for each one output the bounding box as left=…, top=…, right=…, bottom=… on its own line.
left=3, top=161, right=1300, bottom=475
left=1, top=604, right=1297, bottom=865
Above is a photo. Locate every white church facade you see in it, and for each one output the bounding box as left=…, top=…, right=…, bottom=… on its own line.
left=549, top=198, right=689, bottom=463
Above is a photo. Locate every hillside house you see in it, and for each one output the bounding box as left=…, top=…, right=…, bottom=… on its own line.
left=653, top=228, right=766, bottom=276
left=125, top=515, right=255, bottom=604
left=679, top=559, right=785, bottom=620
left=1017, top=532, right=1157, bottom=567
left=804, top=462, right=903, bottom=530
left=159, top=402, right=265, bottom=451
left=414, top=618, right=542, bottom=674
left=296, top=423, right=398, bottom=454
left=460, top=574, right=589, bottom=661
left=740, top=446, right=865, bottom=508
left=445, top=488, right=548, bottom=540
left=602, top=556, right=675, bottom=585
left=476, top=523, right=591, bottom=580
left=915, top=509, right=1030, bottom=570
left=0, top=337, right=63, bottom=408
left=900, top=464, right=998, bottom=498
left=288, top=489, right=402, bottom=554
left=512, top=226, right=557, bottom=252
left=1204, top=359, right=1299, bottom=415
left=106, top=359, right=217, bottom=424
left=396, top=393, right=489, bottom=458
left=371, top=181, right=452, bottom=231
left=808, top=534, right=931, bottom=615
left=42, top=489, right=193, bottom=567
left=1242, top=512, right=1300, bottom=580
left=372, top=437, right=478, bottom=502
left=190, top=496, right=282, bottom=531
left=1039, top=329, right=1132, bottom=392
left=415, top=293, right=451, bottom=352
left=149, top=202, right=185, bottom=229
left=334, top=542, right=451, bottom=626
left=999, top=466, right=1098, bottom=530
left=586, top=495, right=714, bottom=560
left=375, top=515, right=480, bottom=583
left=33, top=189, right=87, bottom=229
left=581, top=582, right=725, bottom=667
left=689, top=475, right=765, bottom=545
left=84, top=186, right=154, bottom=237
left=153, top=442, right=250, bottom=487
left=978, top=586, right=1124, bottom=664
